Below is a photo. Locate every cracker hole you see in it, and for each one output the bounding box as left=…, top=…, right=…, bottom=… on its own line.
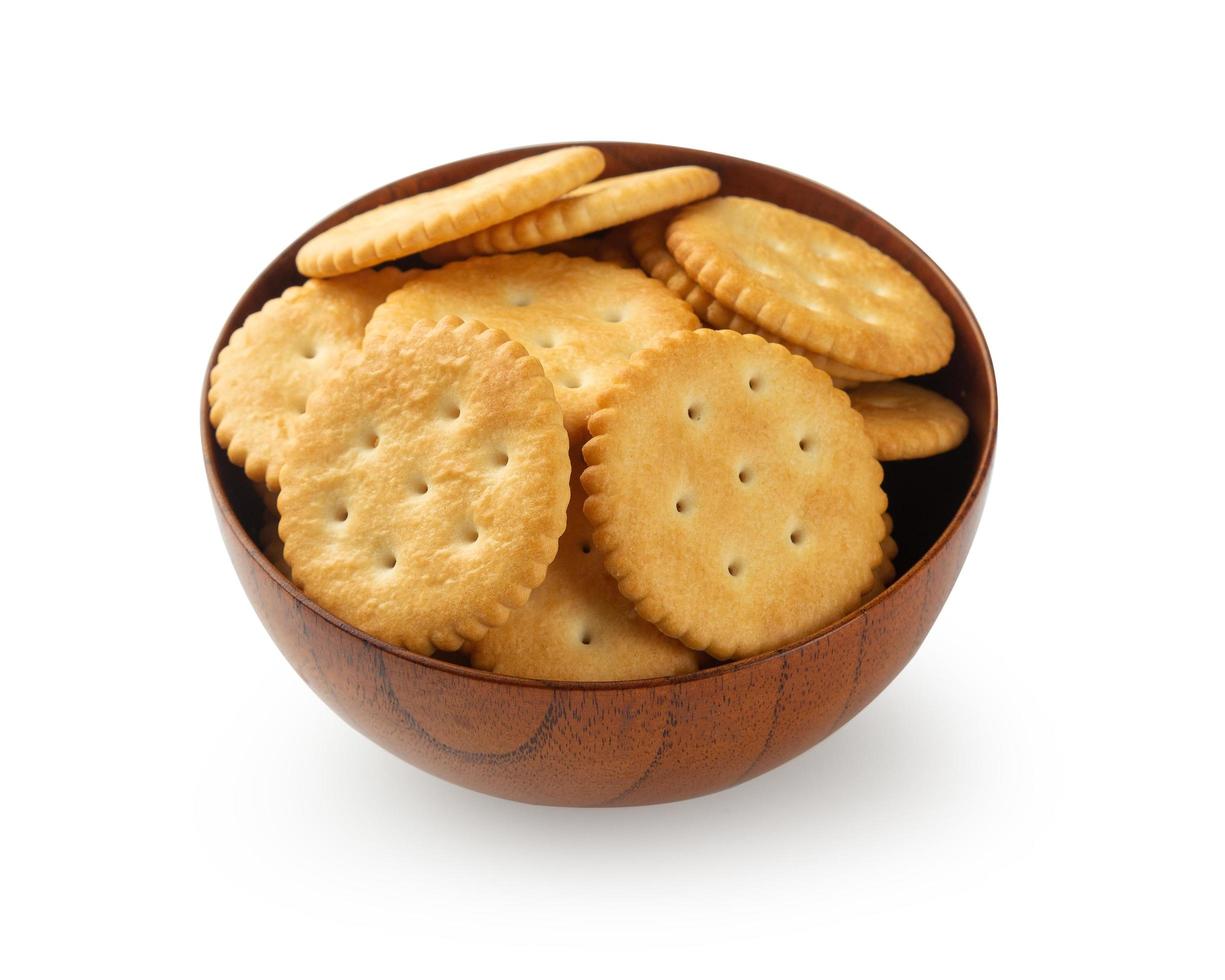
left=675, top=497, right=691, bottom=514
left=799, top=437, right=816, bottom=454
left=492, top=450, right=509, bottom=468
left=333, top=504, right=348, bottom=523
left=580, top=541, right=592, bottom=554
left=302, top=345, right=317, bottom=359
left=509, top=293, right=533, bottom=307
left=440, top=399, right=461, bottom=421
left=738, top=466, right=753, bottom=485
left=409, top=478, right=429, bottom=496
left=380, top=552, right=397, bottom=570
left=362, top=431, right=380, bottom=449
left=459, top=524, right=480, bottom=545
left=790, top=528, right=805, bottom=545
left=748, top=375, right=762, bottom=392
left=537, top=336, right=556, bottom=349
left=687, top=403, right=703, bottom=421
left=561, top=376, right=582, bottom=389
left=579, top=628, right=593, bottom=645
left=602, top=310, right=624, bottom=323
left=727, top=560, right=743, bottom=577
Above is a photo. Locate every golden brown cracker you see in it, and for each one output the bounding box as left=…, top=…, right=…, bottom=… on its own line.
left=471, top=463, right=701, bottom=681
left=849, top=381, right=970, bottom=460
left=628, top=212, right=891, bottom=384
left=296, top=146, right=604, bottom=276
left=582, top=329, right=887, bottom=659
left=667, top=197, right=954, bottom=376
left=209, top=268, right=409, bottom=490
left=365, top=253, right=699, bottom=440
left=422, top=166, right=719, bottom=264
left=277, top=315, right=570, bottom=653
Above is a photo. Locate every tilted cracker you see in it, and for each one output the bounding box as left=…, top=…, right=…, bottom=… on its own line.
left=470, top=461, right=700, bottom=682
left=628, top=212, right=891, bottom=385
left=582, top=329, right=887, bottom=659
left=296, top=145, right=604, bottom=277
left=849, top=381, right=969, bottom=460
left=507, top=229, right=633, bottom=269
left=422, top=166, right=719, bottom=264
left=209, top=268, right=410, bottom=491
left=861, top=519, right=898, bottom=602
left=667, top=197, right=954, bottom=376
left=861, top=549, right=897, bottom=602
left=278, top=315, right=570, bottom=654
left=365, top=253, right=699, bottom=439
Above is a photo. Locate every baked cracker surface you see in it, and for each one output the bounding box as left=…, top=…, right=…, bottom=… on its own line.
left=667, top=196, right=954, bottom=377
left=582, top=329, right=887, bottom=659
left=277, top=315, right=570, bottom=654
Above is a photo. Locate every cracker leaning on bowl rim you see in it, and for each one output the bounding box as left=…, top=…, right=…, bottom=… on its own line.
left=364, top=253, right=699, bottom=440
left=667, top=196, right=955, bottom=377
left=208, top=267, right=410, bottom=492
left=627, top=212, right=892, bottom=385
left=849, top=381, right=970, bottom=461
left=422, top=165, right=719, bottom=264
left=277, top=314, right=570, bottom=654
left=582, top=328, right=887, bottom=659
left=296, top=145, right=605, bottom=277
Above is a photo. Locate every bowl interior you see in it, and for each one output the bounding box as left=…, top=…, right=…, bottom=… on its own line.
left=203, top=142, right=996, bottom=681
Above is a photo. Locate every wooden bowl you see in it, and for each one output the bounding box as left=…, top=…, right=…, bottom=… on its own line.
left=201, top=142, right=997, bottom=806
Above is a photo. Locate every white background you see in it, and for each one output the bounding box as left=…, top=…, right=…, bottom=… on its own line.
left=4, top=2, right=1222, bottom=976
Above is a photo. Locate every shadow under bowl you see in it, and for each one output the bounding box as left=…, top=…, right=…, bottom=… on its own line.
left=202, top=142, right=997, bottom=807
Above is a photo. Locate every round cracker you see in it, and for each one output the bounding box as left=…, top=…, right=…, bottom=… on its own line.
left=296, top=146, right=605, bottom=277
left=849, top=381, right=970, bottom=460
left=209, top=268, right=410, bottom=491
left=582, top=329, right=887, bottom=659
left=628, top=212, right=891, bottom=385
left=365, top=253, right=699, bottom=439
left=471, top=463, right=700, bottom=682
left=278, top=315, right=570, bottom=654
left=422, top=166, right=719, bottom=264
left=667, top=196, right=954, bottom=376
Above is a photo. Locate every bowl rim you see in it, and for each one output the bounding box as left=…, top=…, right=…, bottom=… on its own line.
left=201, top=140, right=998, bottom=691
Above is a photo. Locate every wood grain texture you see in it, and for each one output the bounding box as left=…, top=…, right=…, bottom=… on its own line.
left=201, top=142, right=998, bottom=806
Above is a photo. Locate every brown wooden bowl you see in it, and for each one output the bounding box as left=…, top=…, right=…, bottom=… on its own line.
left=201, top=142, right=997, bottom=807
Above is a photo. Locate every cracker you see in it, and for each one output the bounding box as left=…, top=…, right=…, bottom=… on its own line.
left=667, top=197, right=954, bottom=376
left=296, top=146, right=604, bottom=277
left=849, top=381, right=970, bottom=460
left=365, top=253, right=699, bottom=439
left=582, top=329, right=887, bottom=659
left=277, top=315, right=570, bottom=653
left=422, top=166, right=719, bottom=264
left=505, top=229, right=633, bottom=269
left=861, top=519, right=898, bottom=601
left=628, top=212, right=891, bottom=385
left=209, top=268, right=410, bottom=490
left=470, top=460, right=700, bottom=681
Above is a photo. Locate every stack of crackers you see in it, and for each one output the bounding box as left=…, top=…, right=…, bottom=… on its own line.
left=210, top=146, right=969, bottom=681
